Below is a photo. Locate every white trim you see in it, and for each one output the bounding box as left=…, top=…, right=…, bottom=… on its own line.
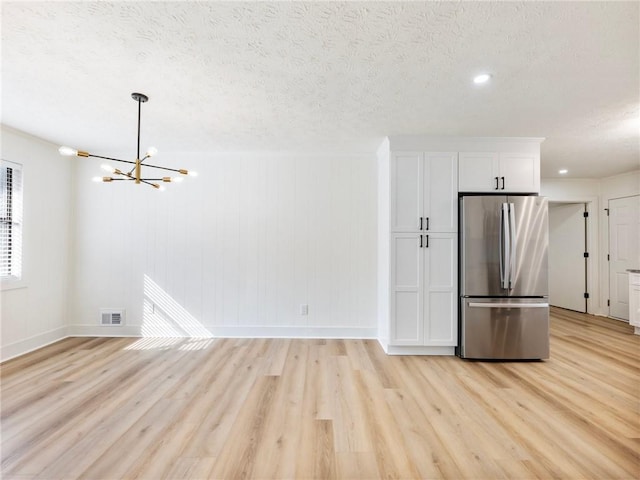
left=0, top=326, right=68, bottom=362
left=381, top=343, right=455, bottom=356
left=68, top=324, right=377, bottom=340
left=1, top=278, right=27, bottom=291
left=209, top=326, right=377, bottom=339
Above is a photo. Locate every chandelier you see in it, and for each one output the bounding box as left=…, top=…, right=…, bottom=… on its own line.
left=58, top=93, right=196, bottom=190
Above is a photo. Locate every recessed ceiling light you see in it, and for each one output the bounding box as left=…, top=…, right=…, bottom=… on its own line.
left=558, top=169, right=568, bottom=175
left=473, top=73, right=491, bottom=84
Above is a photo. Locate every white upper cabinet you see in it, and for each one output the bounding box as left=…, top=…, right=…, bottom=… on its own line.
left=391, top=152, right=458, bottom=232
left=391, top=153, right=422, bottom=231
left=459, top=152, right=540, bottom=193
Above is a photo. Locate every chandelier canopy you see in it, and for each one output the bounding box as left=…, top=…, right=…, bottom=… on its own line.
left=59, top=93, right=196, bottom=190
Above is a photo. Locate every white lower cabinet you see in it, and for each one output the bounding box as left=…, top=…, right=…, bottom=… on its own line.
left=629, top=272, right=640, bottom=334
left=390, top=232, right=457, bottom=346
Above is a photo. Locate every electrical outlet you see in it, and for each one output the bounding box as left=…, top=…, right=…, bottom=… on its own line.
left=299, top=304, right=309, bottom=315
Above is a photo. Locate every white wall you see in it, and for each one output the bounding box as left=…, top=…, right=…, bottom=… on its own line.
left=0, top=126, right=74, bottom=360
left=541, top=170, right=640, bottom=316
left=70, top=151, right=378, bottom=339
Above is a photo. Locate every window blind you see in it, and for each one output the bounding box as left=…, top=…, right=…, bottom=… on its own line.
left=0, top=160, right=23, bottom=279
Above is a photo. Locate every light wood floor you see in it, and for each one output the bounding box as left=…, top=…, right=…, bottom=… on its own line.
left=1, top=308, right=638, bottom=479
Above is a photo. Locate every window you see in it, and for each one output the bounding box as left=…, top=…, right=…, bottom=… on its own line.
left=1, top=160, right=23, bottom=281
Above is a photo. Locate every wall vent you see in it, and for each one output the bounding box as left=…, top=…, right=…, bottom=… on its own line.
left=100, top=309, right=125, bottom=326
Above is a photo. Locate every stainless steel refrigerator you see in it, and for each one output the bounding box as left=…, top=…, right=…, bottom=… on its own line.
left=459, top=195, right=549, bottom=359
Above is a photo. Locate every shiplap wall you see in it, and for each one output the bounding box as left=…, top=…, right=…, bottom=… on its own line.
left=1, top=126, right=73, bottom=360
left=70, top=151, right=378, bottom=338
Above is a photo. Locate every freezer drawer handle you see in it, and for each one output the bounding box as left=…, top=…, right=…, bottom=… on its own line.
left=468, top=302, right=549, bottom=309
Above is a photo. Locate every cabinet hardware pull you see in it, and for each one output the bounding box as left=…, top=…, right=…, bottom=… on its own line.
left=500, top=176, right=505, bottom=190
left=495, top=177, right=499, bottom=190
left=419, top=217, right=423, bottom=230
left=419, top=235, right=423, bottom=248
left=425, top=235, right=429, bottom=248
left=425, top=217, right=429, bottom=231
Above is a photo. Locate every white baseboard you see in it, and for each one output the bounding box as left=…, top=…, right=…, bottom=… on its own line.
left=208, top=325, right=377, bottom=339
left=2, top=325, right=456, bottom=361
left=0, top=326, right=69, bottom=362
left=383, top=344, right=455, bottom=356
left=67, top=324, right=377, bottom=340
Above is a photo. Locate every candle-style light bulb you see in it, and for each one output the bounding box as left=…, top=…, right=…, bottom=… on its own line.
left=146, top=146, right=158, bottom=157
left=59, top=146, right=78, bottom=156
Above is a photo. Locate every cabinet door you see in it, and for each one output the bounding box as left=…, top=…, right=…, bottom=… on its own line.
left=423, top=233, right=457, bottom=345
left=391, top=153, right=422, bottom=231
left=458, top=152, right=499, bottom=192
left=390, top=233, right=423, bottom=345
left=499, top=153, right=539, bottom=193
left=423, top=153, right=458, bottom=232
left=630, top=283, right=640, bottom=327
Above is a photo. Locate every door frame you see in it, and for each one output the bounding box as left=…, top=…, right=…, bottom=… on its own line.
left=548, top=201, right=588, bottom=313
left=547, top=197, right=598, bottom=314
left=607, top=194, right=640, bottom=320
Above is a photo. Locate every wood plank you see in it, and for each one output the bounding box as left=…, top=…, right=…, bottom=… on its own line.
left=0, top=307, right=637, bottom=479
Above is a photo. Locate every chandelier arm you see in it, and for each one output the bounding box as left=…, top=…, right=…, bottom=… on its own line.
left=138, top=163, right=185, bottom=174
left=113, top=170, right=156, bottom=188
left=139, top=179, right=160, bottom=188
left=89, top=154, right=137, bottom=166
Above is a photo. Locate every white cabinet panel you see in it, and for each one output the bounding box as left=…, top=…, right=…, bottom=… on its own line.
left=458, top=153, right=498, bottom=192
left=499, top=153, right=539, bottom=192
left=391, top=153, right=422, bottom=231
left=426, top=291, right=456, bottom=344
left=629, top=279, right=640, bottom=329
left=394, top=235, right=420, bottom=287
left=394, top=291, right=421, bottom=344
left=423, top=153, right=458, bottom=232
left=424, top=233, right=457, bottom=345
left=391, top=233, right=422, bottom=345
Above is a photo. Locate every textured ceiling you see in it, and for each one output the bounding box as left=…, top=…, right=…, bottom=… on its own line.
left=2, top=1, right=638, bottom=178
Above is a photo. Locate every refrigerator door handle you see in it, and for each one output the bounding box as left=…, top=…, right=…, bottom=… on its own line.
left=500, top=203, right=510, bottom=289
left=509, top=203, right=517, bottom=289
left=468, top=302, right=549, bottom=309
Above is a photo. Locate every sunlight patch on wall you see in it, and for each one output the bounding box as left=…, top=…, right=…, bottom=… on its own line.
left=142, top=274, right=213, bottom=338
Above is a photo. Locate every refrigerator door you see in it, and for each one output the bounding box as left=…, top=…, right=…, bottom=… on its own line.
left=461, top=195, right=548, bottom=297
left=508, top=195, right=549, bottom=297
left=460, top=297, right=550, bottom=359
left=460, top=195, right=507, bottom=296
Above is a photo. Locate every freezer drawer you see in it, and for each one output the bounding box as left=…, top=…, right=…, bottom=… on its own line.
left=460, top=298, right=549, bottom=359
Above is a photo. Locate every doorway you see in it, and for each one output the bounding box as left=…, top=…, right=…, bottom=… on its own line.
left=549, top=203, right=588, bottom=313
left=608, top=195, right=640, bottom=320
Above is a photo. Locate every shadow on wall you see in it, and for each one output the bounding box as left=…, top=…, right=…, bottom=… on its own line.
left=124, top=274, right=214, bottom=351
